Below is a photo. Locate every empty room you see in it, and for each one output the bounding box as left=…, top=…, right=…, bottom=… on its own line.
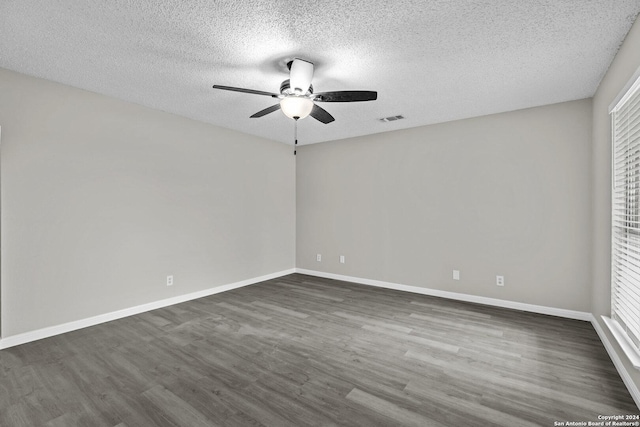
left=1, top=1, right=640, bottom=426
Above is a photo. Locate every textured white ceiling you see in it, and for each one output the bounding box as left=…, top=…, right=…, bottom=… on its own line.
left=0, top=1, right=638, bottom=145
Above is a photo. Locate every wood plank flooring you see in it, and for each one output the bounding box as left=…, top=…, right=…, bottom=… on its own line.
left=0, top=273, right=637, bottom=426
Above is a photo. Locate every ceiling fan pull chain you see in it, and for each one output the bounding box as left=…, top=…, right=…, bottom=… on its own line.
left=294, top=118, right=298, bottom=155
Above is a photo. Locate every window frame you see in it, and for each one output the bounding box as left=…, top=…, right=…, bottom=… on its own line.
left=607, top=66, right=640, bottom=370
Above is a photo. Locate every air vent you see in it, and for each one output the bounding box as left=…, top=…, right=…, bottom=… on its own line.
left=379, top=115, right=405, bottom=122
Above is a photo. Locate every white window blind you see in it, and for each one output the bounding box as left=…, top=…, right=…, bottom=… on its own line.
left=612, top=73, right=640, bottom=358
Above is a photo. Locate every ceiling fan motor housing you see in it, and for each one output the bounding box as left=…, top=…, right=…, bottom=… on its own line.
left=280, top=79, right=313, bottom=96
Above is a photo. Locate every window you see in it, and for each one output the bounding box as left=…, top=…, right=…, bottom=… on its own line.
left=610, top=71, right=640, bottom=368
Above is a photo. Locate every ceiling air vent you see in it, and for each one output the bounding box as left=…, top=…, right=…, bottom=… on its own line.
left=379, top=115, right=405, bottom=122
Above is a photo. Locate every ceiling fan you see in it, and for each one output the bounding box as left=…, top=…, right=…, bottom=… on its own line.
left=212, top=58, right=378, bottom=125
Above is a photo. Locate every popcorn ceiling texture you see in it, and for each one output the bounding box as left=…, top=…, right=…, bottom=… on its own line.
left=0, top=1, right=638, bottom=145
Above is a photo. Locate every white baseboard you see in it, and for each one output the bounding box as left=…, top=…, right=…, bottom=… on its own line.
left=0, top=268, right=295, bottom=350
left=591, top=315, right=640, bottom=408
left=295, top=268, right=592, bottom=321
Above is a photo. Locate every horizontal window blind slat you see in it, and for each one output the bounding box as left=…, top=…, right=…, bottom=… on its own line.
left=616, top=312, right=640, bottom=341
left=613, top=277, right=637, bottom=291
left=614, top=87, right=640, bottom=115
left=613, top=252, right=640, bottom=269
left=613, top=299, right=640, bottom=328
left=613, top=130, right=640, bottom=148
left=613, top=294, right=640, bottom=318
left=613, top=114, right=640, bottom=133
left=612, top=279, right=640, bottom=304
left=613, top=259, right=640, bottom=278
left=614, top=96, right=640, bottom=120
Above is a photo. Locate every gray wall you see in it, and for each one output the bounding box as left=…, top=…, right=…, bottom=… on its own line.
left=0, top=68, right=295, bottom=337
left=592, top=17, right=640, bottom=393
left=297, top=99, right=592, bottom=311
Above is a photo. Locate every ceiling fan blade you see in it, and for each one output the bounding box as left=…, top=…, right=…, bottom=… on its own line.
left=309, top=104, right=335, bottom=124
left=289, top=58, right=314, bottom=94
left=213, top=85, right=279, bottom=98
left=250, top=104, right=281, bottom=118
left=314, top=91, right=377, bottom=102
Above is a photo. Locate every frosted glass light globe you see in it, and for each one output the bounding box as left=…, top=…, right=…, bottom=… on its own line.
left=280, top=96, right=313, bottom=119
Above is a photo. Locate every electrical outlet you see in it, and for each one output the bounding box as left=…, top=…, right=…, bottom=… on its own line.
left=317, top=254, right=322, bottom=262
left=453, top=270, right=460, bottom=280
left=496, top=275, right=504, bottom=286
left=340, top=255, right=345, bottom=264
left=167, top=275, right=173, bottom=286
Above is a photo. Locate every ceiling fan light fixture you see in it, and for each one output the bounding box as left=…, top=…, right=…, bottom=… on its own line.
left=280, top=96, right=313, bottom=120
left=212, top=57, right=377, bottom=126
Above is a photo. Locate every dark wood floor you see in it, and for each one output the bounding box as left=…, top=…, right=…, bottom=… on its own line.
left=0, top=273, right=637, bottom=426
